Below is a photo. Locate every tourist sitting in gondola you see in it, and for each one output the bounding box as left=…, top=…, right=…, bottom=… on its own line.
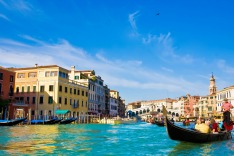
left=221, top=98, right=233, bottom=131
left=195, top=118, right=210, bottom=133
left=209, top=118, right=219, bottom=134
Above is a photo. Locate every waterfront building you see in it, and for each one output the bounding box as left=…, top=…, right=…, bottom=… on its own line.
left=0, top=66, right=15, bottom=119
left=69, top=67, right=105, bottom=116
left=118, top=97, right=125, bottom=117
left=109, top=90, right=119, bottom=116
left=216, top=85, right=234, bottom=116
left=8, top=65, right=88, bottom=120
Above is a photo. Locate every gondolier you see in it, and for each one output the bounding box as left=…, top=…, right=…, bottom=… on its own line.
left=221, top=98, right=233, bottom=127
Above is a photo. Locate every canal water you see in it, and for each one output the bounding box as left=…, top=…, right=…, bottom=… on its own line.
left=0, top=122, right=233, bottom=155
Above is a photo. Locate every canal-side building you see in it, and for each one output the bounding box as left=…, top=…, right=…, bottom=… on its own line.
left=216, top=85, right=234, bottom=116
left=69, top=66, right=105, bottom=115
left=0, top=66, right=15, bottom=119
left=8, top=65, right=88, bottom=120
left=109, top=90, right=119, bottom=117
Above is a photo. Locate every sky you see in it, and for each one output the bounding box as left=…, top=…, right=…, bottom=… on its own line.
left=0, top=0, right=234, bottom=104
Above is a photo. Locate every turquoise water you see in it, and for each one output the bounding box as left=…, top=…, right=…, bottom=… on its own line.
left=0, top=122, right=233, bottom=155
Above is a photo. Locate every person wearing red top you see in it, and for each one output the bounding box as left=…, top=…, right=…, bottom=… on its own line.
left=210, top=118, right=219, bottom=133
left=221, top=98, right=233, bottom=126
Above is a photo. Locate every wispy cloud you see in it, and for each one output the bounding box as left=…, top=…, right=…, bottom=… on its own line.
left=0, top=13, right=10, bottom=21
left=128, top=11, right=140, bottom=37
left=0, top=0, right=33, bottom=12
left=0, top=37, right=208, bottom=101
left=217, top=59, right=234, bottom=74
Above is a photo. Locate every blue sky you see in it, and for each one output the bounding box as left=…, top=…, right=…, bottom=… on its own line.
left=1, top=0, right=234, bottom=104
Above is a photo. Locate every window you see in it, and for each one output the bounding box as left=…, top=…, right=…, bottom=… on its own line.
left=32, top=97, right=36, bottom=104
left=28, top=72, right=37, bottom=78
left=39, top=96, right=44, bottom=104
left=65, top=87, right=67, bottom=93
left=82, top=91, right=84, bottom=96
left=51, top=71, right=58, bottom=76
left=40, top=110, right=43, bottom=116
left=0, top=83, right=2, bottom=94
left=26, top=97, right=30, bottom=103
left=45, top=71, right=50, bottom=77
left=74, top=89, right=76, bottom=94
left=31, top=110, right=35, bottom=116
left=59, top=97, right=62, bottom=104
left=10, top=75, right=14, bottom=82
left=16, top=87, right=19, bottom=93
left=70, top=88, right=72, bottom=94
left=86, top=91, right=88, bottom=97
left=27, top=86, right=30, bottom=92
left=59, top=85, right=62, bottom=92
left=17, top=73, right=25, bottom=78
left=82, top=101, right=84, bottom=107
left=74, top=76, right=79, bottom=80
left=49, top=85, right=54, bottom=91
left=48, top=96, right=53, bottom=104
left=78, top=90, right=80, bottom=95
left=64, top=98, right=67, bottom=105
left=0, top=73, right=3, bottom=80
left=70, top=98, right=72, bottom=105
left=33, top=86, right=36, bottom=92
left=40, top=86, right=44, bottom=92
left=22, top=86, right=24, bottom=93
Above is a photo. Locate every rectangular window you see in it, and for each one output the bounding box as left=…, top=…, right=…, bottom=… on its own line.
left=78, top=90, right=80, bottom=95
left=28, top=72, right=37, bottom=78
left=40, top=86, right=44, bottom=92
left=64, top=98, right=67, bottom=105
left=51, top=71, right=58, bottom=76
left=10, top=75, right=14, bottom=82
left=70, top=88, right=72, bottom=94
left=0, top=73, right=3, bottom=80
left=86, top=91, right=88, bottom=97
left=70, top=98, right=72, bottom=105
left=74, top=89, right=76, bottom=94
left=48, top=96, right=53, bottom=104
left=26, top=97, right=30, bottom=103
left=27, top=86, right=30, bottom=92
left=45, top=71, right=50, bottom=77
left=31, top=110, right=35, bottom=116
left=22, top=86, right=24, bottom=93
left=74, top=76, right=79, bottom=80
left=32, top=97, right=36, bottom=104
left=65, top=87, right=67, bottom=93
left=40, top=110, right=43, bottom=116
left=33, top=86, right=36, bottom=92
left=82, top=91, right=84, bottom=96
left=39, top=96, right=44, bottom=104
left=59, top=85, right=62, bottom=92
left=17, top=73, right=25, bottom=78
left=82, top=101, right=84, bottom=107
left=59, top=97, right=62, bottom=104
left=49, top=85, right=54, bottom=91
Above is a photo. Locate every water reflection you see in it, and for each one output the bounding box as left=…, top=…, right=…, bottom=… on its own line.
left=2, top=125, right=58, bottom=155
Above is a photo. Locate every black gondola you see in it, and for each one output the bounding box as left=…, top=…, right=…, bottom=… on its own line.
left=162, top=106, right=232, bottom=143
left=60, top=117, right=77, bottom=124
left=0, top=117, right=27, bottom=126
left=155, top=120, right=165, bottom=126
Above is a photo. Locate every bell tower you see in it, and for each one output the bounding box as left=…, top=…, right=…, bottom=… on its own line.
left=209, top=73, right=217, bottom=95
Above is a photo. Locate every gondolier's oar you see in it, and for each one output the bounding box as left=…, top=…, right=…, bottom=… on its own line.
left=163, top=105, right=167, bottom=117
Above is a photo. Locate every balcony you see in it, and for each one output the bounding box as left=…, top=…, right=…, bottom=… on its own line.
left=12, top=100, right=29, bottom=106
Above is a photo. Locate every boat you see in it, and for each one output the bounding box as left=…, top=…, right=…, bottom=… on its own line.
left=29, top=118, right=56, bottom=125
left=162, top=106, right=232, bottom=143
left=60, top=117, right=77, bottom=124
left=155, top=120, right=165, bottom=127
left=0, top=117, right=27, bottom=126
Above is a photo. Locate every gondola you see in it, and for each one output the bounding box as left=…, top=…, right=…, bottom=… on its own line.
left=0, top=117, right=27, bottom=126
left=60, top=117, right=77, bottom=124
left=162, top=106, right=232, bottom=143
left=155, top=120, right=165, bottom=127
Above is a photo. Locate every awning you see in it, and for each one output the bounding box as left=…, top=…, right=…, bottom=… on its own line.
left=55, top=110, right=70, bottom=115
